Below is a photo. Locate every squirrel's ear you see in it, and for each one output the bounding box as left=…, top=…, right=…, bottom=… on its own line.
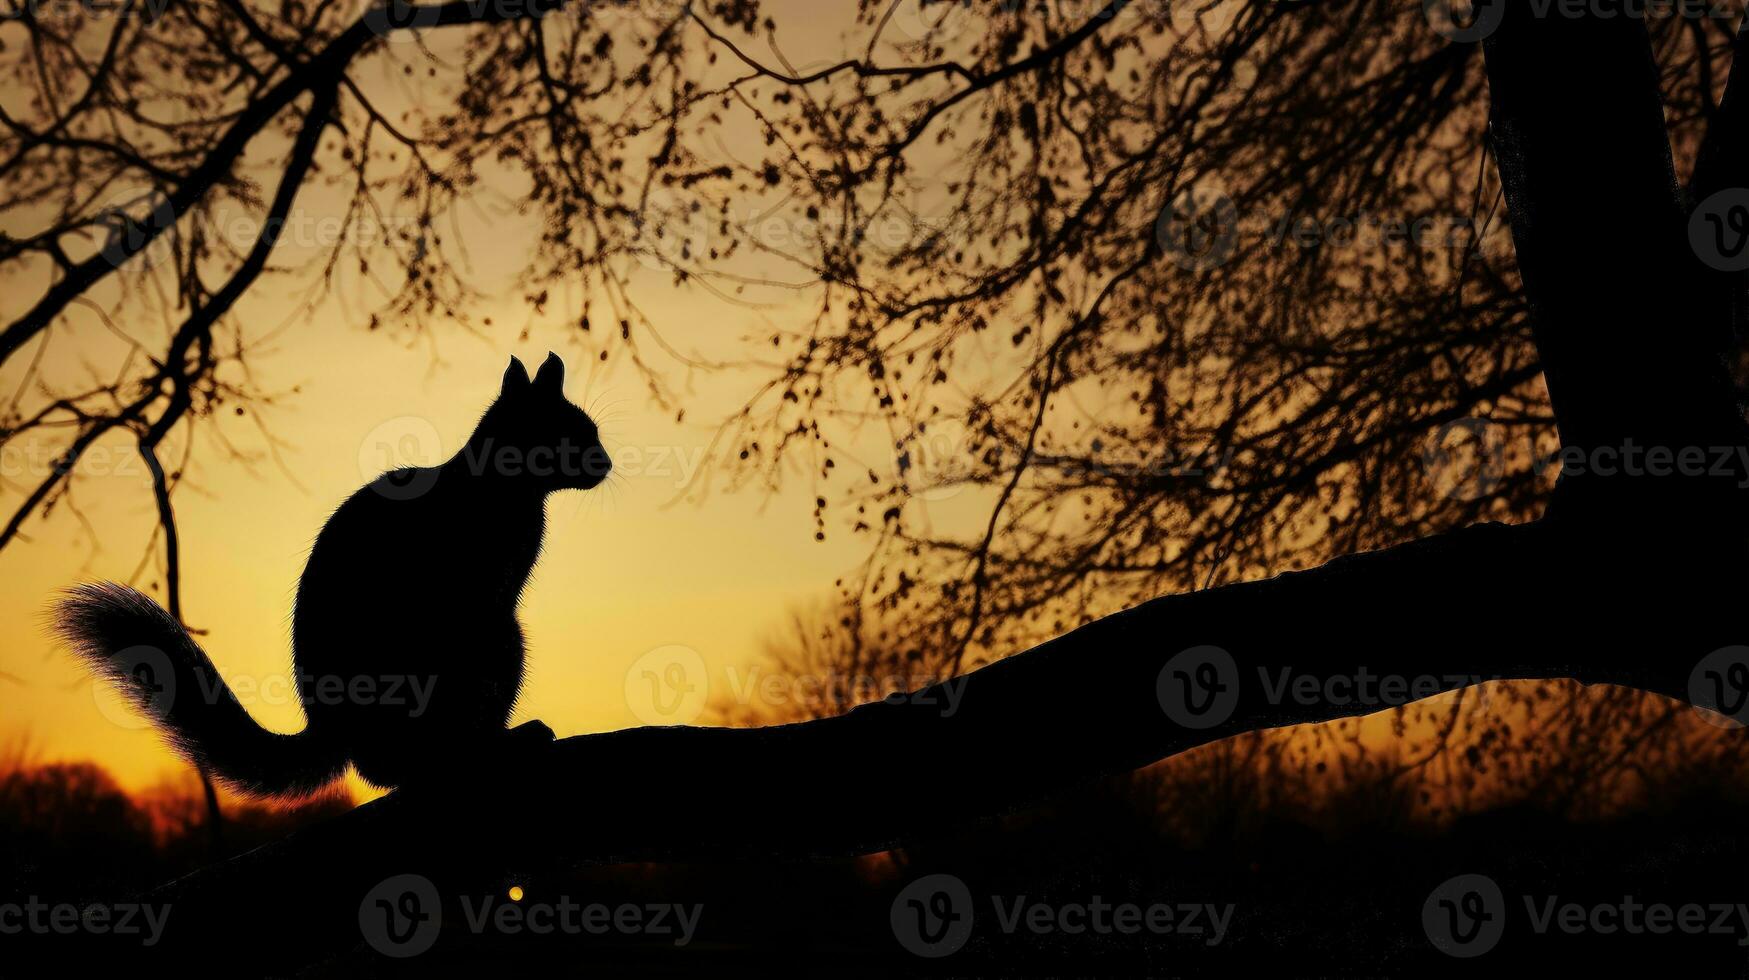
left=533, top=351, right=565, bottom=394
left=501, top=356, right=531, bottom=396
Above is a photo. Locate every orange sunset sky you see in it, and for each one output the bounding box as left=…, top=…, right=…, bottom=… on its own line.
left=3, top=1, right=1727, bottom=831
left=0, top=0, right=1026, bottom=797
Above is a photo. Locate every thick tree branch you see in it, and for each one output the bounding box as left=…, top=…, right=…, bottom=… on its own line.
left=129, top=511, right=1742, bottom=966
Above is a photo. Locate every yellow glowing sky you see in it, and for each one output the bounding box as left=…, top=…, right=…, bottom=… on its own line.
left=0, top=1, right=1010, bottom=796
left=0, top=287, right=896, bottom=796
left=1, top=3, right=1721, bottom=827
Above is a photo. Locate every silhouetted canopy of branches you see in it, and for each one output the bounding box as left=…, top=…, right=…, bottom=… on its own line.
left=0, top=0, right=1738, bottom=671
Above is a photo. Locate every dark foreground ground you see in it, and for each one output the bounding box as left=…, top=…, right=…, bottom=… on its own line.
left=6, top=758, right=1749, bottom=977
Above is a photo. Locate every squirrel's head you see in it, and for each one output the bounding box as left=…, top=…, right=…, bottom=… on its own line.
left=477, top=353, right=611, bottom=491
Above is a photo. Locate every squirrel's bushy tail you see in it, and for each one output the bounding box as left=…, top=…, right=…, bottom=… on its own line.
left=54, top=582, right=347, bottom=799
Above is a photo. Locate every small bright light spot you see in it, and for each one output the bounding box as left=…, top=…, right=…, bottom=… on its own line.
left=508, top=886, right=525, bottom=902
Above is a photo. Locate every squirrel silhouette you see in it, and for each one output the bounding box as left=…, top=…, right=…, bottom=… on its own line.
left=54, top=352, right=610, bottom=797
